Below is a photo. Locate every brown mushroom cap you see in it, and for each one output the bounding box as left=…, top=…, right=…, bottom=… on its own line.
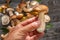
left=1, top=4, right=8, bottom=9
left=0, top=7, right=3, bottom=12
left=16, top=14, right=23, bottom=19
left=10, top=15, right=17, bottom=20
left=14, top=11, right=23, bottom=19
left=34, top=5, right=49, bottom=13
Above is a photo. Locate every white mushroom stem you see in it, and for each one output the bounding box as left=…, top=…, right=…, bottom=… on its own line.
left=7, top=8, right=14, bottom=16
left=9, top=11, right=14, bottom=16
left=37, top=11, right=46, bottom=33
left=1, top=33, right=8, bottom=38
left=26, top=1, right=30, bottom=8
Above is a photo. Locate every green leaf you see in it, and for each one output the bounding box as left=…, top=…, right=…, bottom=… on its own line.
left=46, top=23, right=53, bottom=29
left=1, top=28, right=9, bottom=34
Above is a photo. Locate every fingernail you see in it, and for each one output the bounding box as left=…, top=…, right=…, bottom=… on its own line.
left=33, top=21, right=40, bottom=28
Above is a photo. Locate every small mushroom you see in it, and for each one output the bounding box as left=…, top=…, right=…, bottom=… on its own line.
left=23, top=1, right=34, bottom=12
left=1, top=33, right=8, bottom=39
left=7, top=26, right=12, bottom=31
left=30, top=0, right=39, bottom=6
left=26, top=1, right=30, bottom=8
left=15, top=11, right=23, bottom=19
left=16, top=1, right=26, bottom=13
left=1, top=15, right=10, bottom=25
left=26, top=13, right=34, bottom=18
left=1, top=4, right=8, bottom=13
left=6, top=8, right=16, bottom=19
left=23, top=0, right=39, bottom=12
left=45, top=15, right=50, bottom=22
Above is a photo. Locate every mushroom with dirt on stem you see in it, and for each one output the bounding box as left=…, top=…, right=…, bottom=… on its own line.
left=35, top=5, right=49, bottom=33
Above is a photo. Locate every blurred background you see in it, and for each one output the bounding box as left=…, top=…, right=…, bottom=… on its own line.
left=0, top=0, right=60, bottom=40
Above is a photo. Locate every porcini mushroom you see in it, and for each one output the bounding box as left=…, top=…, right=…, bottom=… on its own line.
left=36, top=5, right=49, bottom=33
left=16, top=0, right=26, bottom=13
left=1, top=4, right=8, bottom=13
left=34, top=5, right=49, bottom=13
left=30, top=0, right=39, bottom=6
left=15, top=11, right=23, bottom=19
left=23, top=1, right=34, bottom=12
left=6, top=8, right=16, bottom=19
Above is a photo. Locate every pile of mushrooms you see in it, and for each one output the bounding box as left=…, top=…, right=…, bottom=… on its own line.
left=1, top=0, right=50, bottom=38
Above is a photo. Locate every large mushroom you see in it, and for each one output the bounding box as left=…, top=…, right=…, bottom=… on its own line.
left=35, top=5, right=49, bottom=32
left=29, top=1, right=49, bottom=32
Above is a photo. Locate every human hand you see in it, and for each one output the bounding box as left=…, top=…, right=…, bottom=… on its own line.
left=3, top=17, right=44, bottom=40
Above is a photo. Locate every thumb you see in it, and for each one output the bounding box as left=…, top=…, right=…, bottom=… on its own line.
left=21, top=21, right=40, bottom=32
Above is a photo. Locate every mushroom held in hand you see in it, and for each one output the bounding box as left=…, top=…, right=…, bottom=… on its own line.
left=35, top=5, right=49, bottom=33
left=34, top=5, right=49, bottom=13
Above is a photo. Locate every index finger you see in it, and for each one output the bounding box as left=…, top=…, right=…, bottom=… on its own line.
left=21, top=17, right=38, bottom=26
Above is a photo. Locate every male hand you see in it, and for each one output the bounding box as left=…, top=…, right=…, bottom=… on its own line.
left=4, top=17, right=44, bottom=40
